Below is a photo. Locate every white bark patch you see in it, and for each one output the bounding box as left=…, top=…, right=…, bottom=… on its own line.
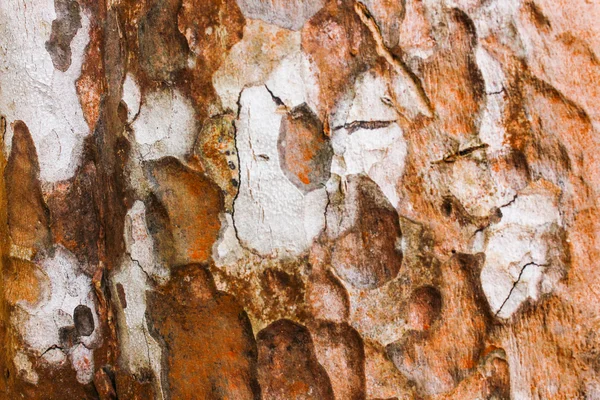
left=111, top=201, right=167, bottom=398
left=13, top=351, right=39, bottom=385
left=213, top=19, right=301, bottom=113
left=480, top=183, right=565, bottom=318
left=11, top=246, right=100, bottom=383
left=235, top=0, right=325, bottom=31
left=0, top=0, right=91, bottom=182
left=331, top=124, right=407, bottom=210
left=265, top=52, right=320, bottom=111
left=328, top=68, right=409, bottom=209
left=233, top=86, right=328, bottom=256
left=122, top=73, right=142, bottom=123
left=475, top=45, right=509, bottom=153
left=131, top=89, right=196, bottom=161
left=346, top=71, right=398, bottom=123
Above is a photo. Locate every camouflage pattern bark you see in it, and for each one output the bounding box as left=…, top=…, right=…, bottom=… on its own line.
left=1, top=0, right=600, bottom=399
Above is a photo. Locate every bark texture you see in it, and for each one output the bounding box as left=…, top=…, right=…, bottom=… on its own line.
left=1, top=0, right=600, bottom=399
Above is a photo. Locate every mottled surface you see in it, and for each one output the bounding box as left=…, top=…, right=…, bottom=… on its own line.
left=1, top=0, right=600, bottom=398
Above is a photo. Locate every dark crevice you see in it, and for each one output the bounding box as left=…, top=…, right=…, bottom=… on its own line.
left=333, top=120, right=395, bottom=134
left=264, top=84, right=286, bottom=107
left=229, top=88, right=246, bottom=247
left=432, top=143, right=489, bottom=164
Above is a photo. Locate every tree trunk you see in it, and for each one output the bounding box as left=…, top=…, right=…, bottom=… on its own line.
left=1, top=0, right=599, bottom=399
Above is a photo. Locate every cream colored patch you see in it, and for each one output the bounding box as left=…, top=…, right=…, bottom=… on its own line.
left=111, top=201, right=167, bottom=399
left=213, top=19, right=301, bottom=113
left=131, top=88, right=197, bottom=161
left=232, top=86, right=328, bottom=256
left=0, top=0, right=91, bottom=182
left=122, top=73, right=142, bottom=123
left=13, top=351, right=39, bottom=385
left=480, top=182, right=565, bottom=318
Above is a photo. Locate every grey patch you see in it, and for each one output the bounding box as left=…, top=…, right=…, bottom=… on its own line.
left=236, top=0, right=325, bottom=31
left=74, top=304, right=95, bottom=336
left=59, top=326, right=78, bottom=348
left=45, top=0, right=82, bottom=72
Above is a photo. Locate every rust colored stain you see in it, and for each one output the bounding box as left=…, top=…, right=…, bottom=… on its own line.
left=76, top=23, right=105, bottom=131
left=278, top=104, right=332, bottom=192
left=147, top=157, right=223, bottom=264
left=148, top=264, right=260, bottom=399
left=5, top=121, right=52, bottom=252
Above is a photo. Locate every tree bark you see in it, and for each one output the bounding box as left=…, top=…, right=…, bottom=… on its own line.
left=1, top=0, right=599, bottom=399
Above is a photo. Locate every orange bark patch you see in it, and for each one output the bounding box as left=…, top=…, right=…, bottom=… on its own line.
left=76, top=24, right=105, bottom=131
left=278, top=104, right=332, bottom=192
left=301, top=0, right=377, bottom=117
left=5, top=121, right=52, bottom=252
left=147, top=264, right=260, bottom=399
left=147, top=157, right=223, bottom=265
left=4, top=258, right=43, bottom=306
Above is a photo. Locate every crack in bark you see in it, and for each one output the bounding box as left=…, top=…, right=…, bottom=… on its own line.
left=486, top=87, right=506, bottom=95
left=128, top=253, right=153, bottom=283
left=494, top=261, right=547, bottom=318
left=38, top=344, right=65, bottom=359
left=333, top=120, right=395, bottom=134
left=229, top=88, right=247, bottom=247
left=354, top=1, right=433, bottom=118
left=264, top=84, right=286, bottom=109
left=432, top=143, right=489, bottom=164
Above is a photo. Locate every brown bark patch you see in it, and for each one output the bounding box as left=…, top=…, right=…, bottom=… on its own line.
left=278, top=103, right=332, bottom=192
left=5, top=121, right=51, bottom=252
left=302, top=0, right=378, bottom=118
left=46, top=0, right=82, bottom=72
left=331, top=175, right=403, bottom=289
left=146, top=157, right=223, bottom=265
left=138, top=0, right=190, bottom=83
left=147, top=264, right=260, bottom=399
left=47, top=160, right=100, bottom=267
left=257, top=319, right=334, bottom=400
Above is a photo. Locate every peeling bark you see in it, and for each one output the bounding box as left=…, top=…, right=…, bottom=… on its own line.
left=1, top=0, right=600, bottom=398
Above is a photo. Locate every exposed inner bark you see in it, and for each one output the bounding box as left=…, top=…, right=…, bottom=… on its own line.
left=1, top=0, right=599, bottom=399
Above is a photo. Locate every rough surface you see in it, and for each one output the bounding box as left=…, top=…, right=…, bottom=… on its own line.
left=1, top=0, right=600, bottom=399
